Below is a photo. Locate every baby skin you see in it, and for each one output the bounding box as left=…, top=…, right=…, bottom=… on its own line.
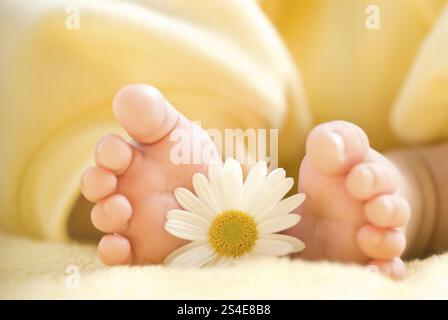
left=81, top=84, right=443, bottom=279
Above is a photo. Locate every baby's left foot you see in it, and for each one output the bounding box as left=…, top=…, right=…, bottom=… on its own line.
left=285, top=121, right=411, bottom=279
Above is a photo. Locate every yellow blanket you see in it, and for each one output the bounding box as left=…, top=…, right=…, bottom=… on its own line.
left=2, top=0, right=448, bottom=242
left=1, top=231, right=447, bottom=299
left=1, top=0, right=448, bottom=298
left=0, top=0, right=311, bottom=240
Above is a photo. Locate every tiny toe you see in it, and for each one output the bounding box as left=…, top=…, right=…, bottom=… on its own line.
left=80, top=167, right=117, bottom=202
left=98, top=234, right=133, bottom=266
left=367, top=258, right=406, bottom=280
left=306, top=121, right=369, bottom=175
left=364, top=194, right=410, bottom=228
left=112, top=84, right=178, bottom=144
left=91, top=194, right=132, bottom=233
left=346, top=162, right=398, bottom=200
left=95, top=134, right=133, bottom=175
left=357, top=225, right=406, bottom=260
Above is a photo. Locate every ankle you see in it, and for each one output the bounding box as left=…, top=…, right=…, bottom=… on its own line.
left=385, top=147, right=438, bottom=259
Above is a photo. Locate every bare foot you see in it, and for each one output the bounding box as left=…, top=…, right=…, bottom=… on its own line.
left=285, top=121, right=410, bottom=279
left=80, top=85, right=410, bottom=278
left=80, top=84, right=220, bottom=265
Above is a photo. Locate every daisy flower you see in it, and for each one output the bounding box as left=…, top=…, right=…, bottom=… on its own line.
left=164, top=158, right=306, bottom=268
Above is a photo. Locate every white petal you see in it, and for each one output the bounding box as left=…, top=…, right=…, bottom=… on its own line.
left=167, top=209, right=211, bottom=229
left=208, top=256, right=234, bottom=267
left=257, top=193, right=306, bottom=222
left=164, top=242, right=215, bottom=268
left=253, top=238, right=294, bottom=256
left=243, top=167, right=286, bottom=213
left=200, top=252, right=219, bottom=266
left=174, top=188, right=215, bottom=220
left=164, top=241, right=204, bottom=265
left=192, top=173, right=220, bottom=213
left=236, top=253, right=258, bottom=264
left=257, top=214, right=301, bottom=236
left=208, top=163, right=226, bottom=212
left=241, top=161, right=267, bottom=211
left=165, top=220, right=208, bottom=241
left=223, top=158, right=243, bottom=210
left=261, top=233, right=305, bottom=253
left=266, top=167, right=286, bottom=182
left=202, top=254, right=220, bottom=267
left=208, top=160, right=224, bottom=180
left=250, top=177, right=294, bottom=218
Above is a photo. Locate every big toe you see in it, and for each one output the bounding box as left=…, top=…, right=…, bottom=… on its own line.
left=306, top=121, right=370, bottom=175
left=113, top=84, right=178, bottom=144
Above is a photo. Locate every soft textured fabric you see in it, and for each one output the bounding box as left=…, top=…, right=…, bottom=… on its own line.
left=1, top=0, right=448, bottom=284
left=263, top=0, right=448, bottom=147
left=0, top=0, right=311, bottom=241
left=1, top=231, right=447, bottom=299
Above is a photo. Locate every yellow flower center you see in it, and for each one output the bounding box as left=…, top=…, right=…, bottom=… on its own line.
left=208, top=210, right=258, bottom=257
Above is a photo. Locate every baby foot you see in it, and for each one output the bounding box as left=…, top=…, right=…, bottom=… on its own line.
left=285, top=121, right=410, bottom=279
left=80, top=84, right=220, bottom=265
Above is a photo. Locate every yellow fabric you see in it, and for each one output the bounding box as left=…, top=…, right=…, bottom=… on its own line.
left=1, top=0, right=448, bottom=245
left=392, top=6, right=448, bottom=143
left=1, top=231, right=447, bottom=299
left=262, top=0, right=448, bottom=149
left=0, top=0, right=311, bottom=241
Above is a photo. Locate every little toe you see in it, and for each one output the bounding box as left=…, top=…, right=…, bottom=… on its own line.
left=346, top=162, right=398, bottom=200
left=367, top=258, right=406, bottom=280
left=91, top=194, right=132, bottom=233
left=98, top=234, right=133, bottom=266
left=112, top=84, right=178, bottom=144
left=80, top=167, right=117, bottom=202
left=364, top=194, right=410, bottom=228
left=306, top=121, right=370, bottom=175
left=95, top=134, right=133, bottom=175
left=357, top=225, right=406, bottom=260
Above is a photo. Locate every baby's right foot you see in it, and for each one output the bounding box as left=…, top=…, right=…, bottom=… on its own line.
left=81, top=84, right=221, bottom=265
left=285, top=121, right=411, bottom=279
